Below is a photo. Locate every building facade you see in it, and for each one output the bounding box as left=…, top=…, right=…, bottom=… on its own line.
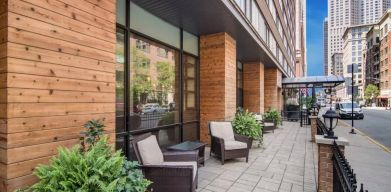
left=378, top=10, right=391, bottom=106
left=364, top=25, right=380, bottom=89
left=331, top=53, right=343, bottom=76
left=326, top=0, right=391, bottom=76
left=295, top=0, right=306, bottom=77
left=0, top=0, right=305, bottom=191
left=324, top=18, right=329, bottom=75
left=337, top=24, right=373, bottom=100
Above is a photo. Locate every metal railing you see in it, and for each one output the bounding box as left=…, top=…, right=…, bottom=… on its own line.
left=332, top=141, right=368, bottom=192
left=316, top=118, right=368, bottom=192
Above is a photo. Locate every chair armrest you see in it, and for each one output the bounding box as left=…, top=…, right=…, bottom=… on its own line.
left=234, top=134, right=253, bottom=148
left=211, top=135, right=225, bottom=149
left=163, top=150, right=198, bottom=162
left=141, top=165, right=193, bottom=179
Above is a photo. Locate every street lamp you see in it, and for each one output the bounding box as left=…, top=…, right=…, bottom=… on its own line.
left=311, top=104, right=319, bottom=116
left=322, top=109, right=339, bottom=139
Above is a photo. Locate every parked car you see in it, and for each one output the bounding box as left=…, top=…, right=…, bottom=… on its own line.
left=142, top=103, right=166, bottom=114
left=335, top=101, right=364, bottom=119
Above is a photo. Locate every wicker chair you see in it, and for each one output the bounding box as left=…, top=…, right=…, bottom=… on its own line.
left=209, top=121, right=253, bottom=165
left=254, top=114, right=276, bottom=133
left=132, top=133, right=198, bottom=192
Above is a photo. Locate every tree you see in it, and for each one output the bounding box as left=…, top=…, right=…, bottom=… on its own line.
left=131, top=47, right=153, bottom=104
left=156, top=61, right=175, bottom=105
left=364, top=84, right=379, bottom=104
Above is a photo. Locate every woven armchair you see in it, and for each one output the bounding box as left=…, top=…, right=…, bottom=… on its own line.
left=254, top=114, right=276, bottom=133
left=132, top=133, right=198, bottom=192
left=209, top=121, right=252, bottom=165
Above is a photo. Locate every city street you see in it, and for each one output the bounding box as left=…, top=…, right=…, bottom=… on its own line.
left=342, top=108, right=391, bottom=149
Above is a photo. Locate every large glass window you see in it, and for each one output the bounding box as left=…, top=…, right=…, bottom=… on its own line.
left=237, top=62, right=243, bottom=108
left=129, top=34, right=180, bottom=131
left=116, top=1, right=200, bottom=154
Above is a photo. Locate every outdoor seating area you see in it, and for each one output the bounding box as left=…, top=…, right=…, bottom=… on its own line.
left=198, top=121, right=317, bottom=192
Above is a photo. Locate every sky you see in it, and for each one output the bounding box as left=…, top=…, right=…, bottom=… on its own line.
left=306, top=0, right=328, bottom=76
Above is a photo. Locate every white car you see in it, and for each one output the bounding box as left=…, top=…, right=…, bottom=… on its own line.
left=142, top=103, right=166, bottom=114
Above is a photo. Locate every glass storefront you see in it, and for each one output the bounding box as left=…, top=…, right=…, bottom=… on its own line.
left=115, top=0, right=199, bottom=159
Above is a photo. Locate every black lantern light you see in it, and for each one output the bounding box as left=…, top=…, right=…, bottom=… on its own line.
left=311, top=103, right=319, bottom=116
left=322, top=109, right=339, bottom=139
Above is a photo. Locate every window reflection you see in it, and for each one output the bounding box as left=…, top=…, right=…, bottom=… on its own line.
left=129, top=34, right=180, bottom=131
left=116, top=29, right=125, bottom=133
left=183, top=54, right=198, bottom=122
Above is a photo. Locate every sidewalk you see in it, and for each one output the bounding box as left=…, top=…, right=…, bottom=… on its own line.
left=197, top=122, right=317, bottom=192
left=334, top=122, right=391, bottom=192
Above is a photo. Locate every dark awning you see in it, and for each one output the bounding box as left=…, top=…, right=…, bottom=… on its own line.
left=282, top=75, right=345, bottom=88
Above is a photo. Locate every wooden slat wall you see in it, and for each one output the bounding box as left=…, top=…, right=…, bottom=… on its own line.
left=1, top=0, right=116, bottom=191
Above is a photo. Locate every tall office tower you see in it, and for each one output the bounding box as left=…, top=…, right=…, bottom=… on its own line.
left=296, top=0, right=306, bottom=77
left=327, top=0, right=391, bottom=77
left=363, top=0, right=391, bottom=24
left=324, top=18, right=329, bottom=75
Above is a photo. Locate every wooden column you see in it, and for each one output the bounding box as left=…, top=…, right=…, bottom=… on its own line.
left=243, top=62, right=264, bottom=114
left=0, top=0, right=116, bottom=191
left=199, top=32, right=236, bottom=143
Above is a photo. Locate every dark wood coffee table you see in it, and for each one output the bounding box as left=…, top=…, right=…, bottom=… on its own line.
left=168, top=141, right=206, bottom=166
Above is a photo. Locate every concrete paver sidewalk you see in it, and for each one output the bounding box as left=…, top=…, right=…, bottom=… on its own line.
left=335, top=123, right=391, bottom=192
left=197, top=122, right=318, bottom=192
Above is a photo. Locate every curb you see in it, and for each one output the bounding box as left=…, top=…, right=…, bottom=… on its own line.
left=338, top=120, right=391, bottom=154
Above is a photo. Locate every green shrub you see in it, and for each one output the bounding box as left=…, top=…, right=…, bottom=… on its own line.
left=232, top=108, right=263, bottom=147
left=157, top=112, right=175, bottom=126
left=17, top=120, right=151, bottom=192
left=264, top=108, right=282, bottom=125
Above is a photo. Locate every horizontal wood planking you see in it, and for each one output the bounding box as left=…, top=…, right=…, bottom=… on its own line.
left=8, top=42, right=114, bottom=73
left=7, top=73, right=115, bottom=92
left=0, top=58, right=6, bottom=73
left=7, top=113, right=114, bottom=133
left=0, top=43, right=6, bottom=59
left=21, top=0, right=115, bottom=32
left=0, top=28, right=7, bottom=44
left=2, top=0, right=117, bottom=190
left=9, top=0, right=116, bottom=43
left=3, top=126, right=115, bottom=148
left=8, top=27, right=115, bottom=62
left=0, top=13, right=6, bottom=29
left=1, top=156, right=52, bottom=180
left=0, top=0, right=7, bottom=14
left=7, top=103, right=114, bottom=118
left=8, top=13, right=115, bottom=53
left=56, top=0, right=116, bottom=22
left=7, top=58, right=115, bottom=82
left=85, top=0, right=115, bottom=13
left=6, top=88, right=115, bottom=103
left=2, top=138, right=79, bottom=164
left=1, top=174, right=38, bottom=192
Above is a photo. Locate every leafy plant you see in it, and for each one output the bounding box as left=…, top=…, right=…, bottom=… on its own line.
left=17, top=121, right=151, bottom=192
left=232, top=108, right=263, bottom=147
left=364, top=84, right=379, bottom=104
left=264, top=108, right=282, bottom=125
left=81, top=119, right=105, bottom=151
left=20, top=138, right=150, bottom=192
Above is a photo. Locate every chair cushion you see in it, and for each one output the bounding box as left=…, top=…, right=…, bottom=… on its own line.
left=254, top=114, right=263, bottom=121
left=210, top=122, right=235, bottom=141
left=264, top=122, right=275, bottom=127
left=137, top=135, right=164, bottom=165
left=224, top=140, right=248, bottom=150
left=163, top=161, right=198, bottom=179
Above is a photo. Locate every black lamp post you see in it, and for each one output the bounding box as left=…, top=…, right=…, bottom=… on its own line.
left=311, top=104, right=319, bottom=116
left=322, top=109, right=339, bottom=139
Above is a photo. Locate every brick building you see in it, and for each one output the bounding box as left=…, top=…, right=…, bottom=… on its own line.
left=0, top=0, right=306, bottom=190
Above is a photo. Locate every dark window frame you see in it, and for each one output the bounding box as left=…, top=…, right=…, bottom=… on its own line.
left=115, top=0, right=200, bottom=158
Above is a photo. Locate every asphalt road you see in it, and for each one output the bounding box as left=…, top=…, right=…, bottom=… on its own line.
left=342, top=109, right=391, bottom=149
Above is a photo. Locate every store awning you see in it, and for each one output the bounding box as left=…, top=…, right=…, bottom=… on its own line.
left=282, top=75, right=345, bottom=88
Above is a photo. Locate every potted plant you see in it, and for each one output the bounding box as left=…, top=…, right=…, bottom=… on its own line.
left=17, top=120, right=151, bottom=192
left=232, top=108, right=263, bottom=147
left=264, top=108, right=282, bottom=126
